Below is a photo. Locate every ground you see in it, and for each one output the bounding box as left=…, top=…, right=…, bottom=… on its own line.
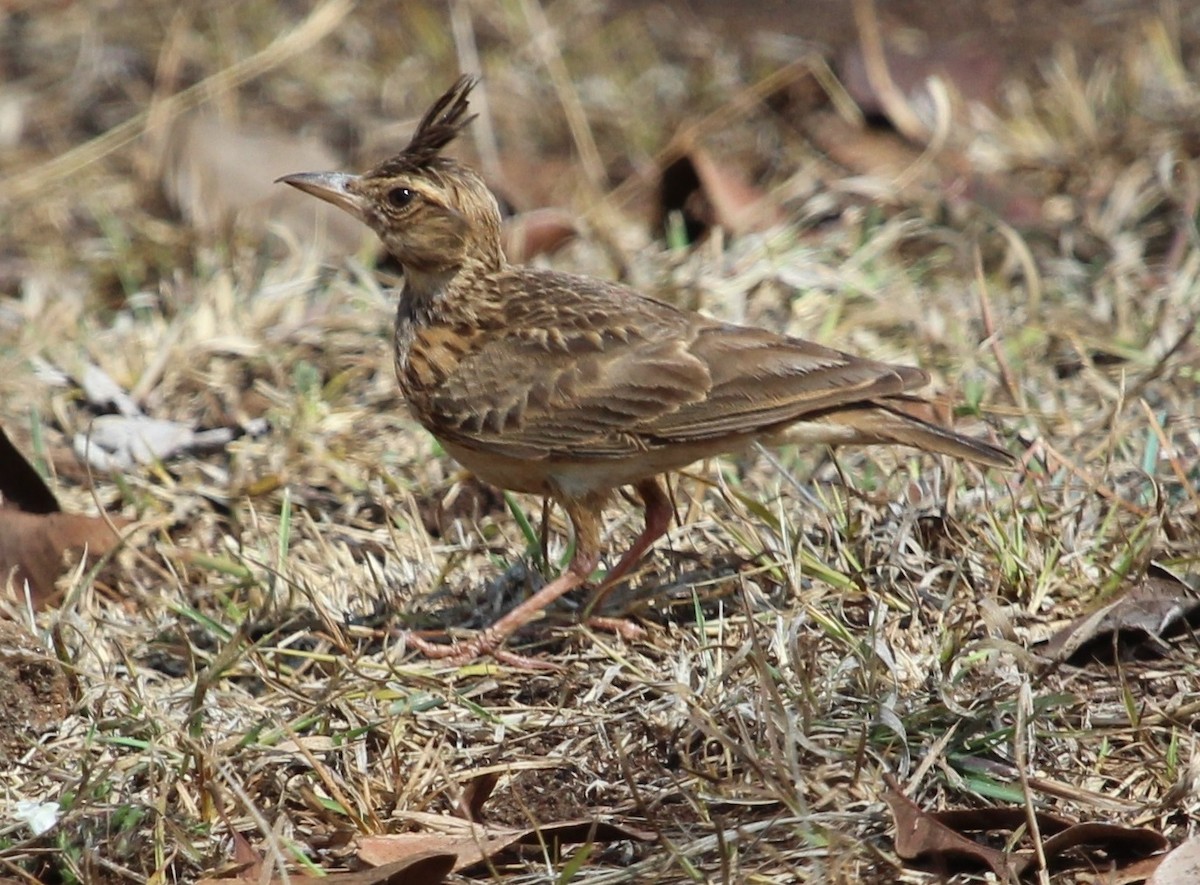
left=1, top=1, right=1199, bottom=883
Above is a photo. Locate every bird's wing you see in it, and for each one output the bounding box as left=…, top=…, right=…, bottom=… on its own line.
left=404, top=270, right=930, bottom=461
left=642, top=320, right=924, bottom=442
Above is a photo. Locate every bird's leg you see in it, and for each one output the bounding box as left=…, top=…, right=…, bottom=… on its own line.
left=583, top=477, right=673, bottom=620
left=404, top=496, right=603, bottom=665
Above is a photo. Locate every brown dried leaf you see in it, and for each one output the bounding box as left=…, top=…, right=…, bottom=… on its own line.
left=1148, top=835, right=1200, bottom=884
left=1041, top=822, right=1168, bottom=869
left=0, top=427, right=125, bottom=609
left=804, top=111, right=1043, bottom=227
left=502, top=208, right=578, bottom=262
left=0, top=425, right=58, bottom=514
left=657, top=144, right=783, bottom=242
left=885, top=776, right=1020, bottom=878
left=359, top=814, right=656, bottom=872
left=804, top=111, right=933, bottom=196
left=202, top=827, right=453, bottom=885
left=1075, top=854, right=1166, bottom=884
left=230, top=829, right=260, bottom=876
left=886, top=775, right=1168, bottom=878
left=1041, top=564, right=1200, bottom=665
left=0, top=510, right=123, bottom=609
left=199, top=854, right=454, bottom=885
left=839, top=34, right=1004, bottom=124
left=454, top=771, right=500, bottom=823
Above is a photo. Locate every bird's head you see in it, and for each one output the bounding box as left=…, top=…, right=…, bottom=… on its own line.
left=279, top=75, right=502, bottom=275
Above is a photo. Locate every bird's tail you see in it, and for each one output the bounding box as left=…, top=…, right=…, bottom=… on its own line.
left=800, top=397, right=1015, bottom=469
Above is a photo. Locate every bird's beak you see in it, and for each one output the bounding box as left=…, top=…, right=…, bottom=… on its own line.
left=276, top=172, right=366, bottom=221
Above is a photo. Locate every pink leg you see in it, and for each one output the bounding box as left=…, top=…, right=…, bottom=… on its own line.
left=403, top=495, right=604, bottom=666
left=584, top=478, right=673, bottom=617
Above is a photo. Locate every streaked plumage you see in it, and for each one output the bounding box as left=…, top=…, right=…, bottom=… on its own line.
left=280, top=76, right=1012, bottom=665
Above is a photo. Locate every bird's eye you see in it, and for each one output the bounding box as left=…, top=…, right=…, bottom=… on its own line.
left=386, top=187, right=415, bottom=208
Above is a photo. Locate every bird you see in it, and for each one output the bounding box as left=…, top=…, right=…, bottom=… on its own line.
left=279, top=75, right=1013, bottom=665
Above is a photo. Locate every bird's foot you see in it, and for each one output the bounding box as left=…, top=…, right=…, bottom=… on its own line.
left=583, top=615, right=646, bottom=641
left=399, top=612, right=642, bottom=668
left=400, top=628, right=564, bottom=670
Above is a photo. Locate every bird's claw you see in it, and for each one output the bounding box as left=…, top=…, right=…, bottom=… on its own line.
left=400, top=630, right=564, bottom=670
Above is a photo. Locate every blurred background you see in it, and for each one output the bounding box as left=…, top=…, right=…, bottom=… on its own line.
left=3, top=2, right=1200, bottom=882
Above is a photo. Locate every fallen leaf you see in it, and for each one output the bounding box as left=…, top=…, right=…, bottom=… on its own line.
left=454, top=771, right=500, bottom=823
left=75, top=414, right=235, bottom=470
left=359, top=812, right=656, bottom=872
left=886, top=774, right=1168, bottom=879
left=806, top=111, right=926, bottom=184
left=200, top=819, right=454, bottom=885
left=502, top=208, right=577, bottom=262
left=1148, top=835, right=1200, bottom=884
left=77, top=363, right=140, bottom=416
left=839, top=33, right=1004, bottom=125
left=0, top=427, right=125, bottom=609
left=886, top=777, right=1021, bottom=878
left=657, top=143, right=783, bottom=243
left=804, top=111, right=1044, bottom=227
left=0, top=511, right=124, bottom=608
left=1041, top=564, right=1200, bottom=665
left=198, top=853, right=455, bottom=885
left=1076, top=854, right=1167, bottom=884
left=1040, top=822, right=1169, bottom=869
left=0, top=424, right=58, bottom=514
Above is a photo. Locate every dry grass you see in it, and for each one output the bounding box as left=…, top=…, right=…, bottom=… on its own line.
left=2, top=1, right=1200, bottom=882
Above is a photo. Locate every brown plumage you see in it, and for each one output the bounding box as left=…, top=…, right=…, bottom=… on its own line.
left=280, top=75, right=1012, bottom=665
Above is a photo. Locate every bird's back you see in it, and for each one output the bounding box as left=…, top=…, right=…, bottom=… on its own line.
left=395, top=265, right=1009, bottom=470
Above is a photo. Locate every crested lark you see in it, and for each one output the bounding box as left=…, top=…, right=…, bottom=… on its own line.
left=280, top=76, right=1013, bottom=665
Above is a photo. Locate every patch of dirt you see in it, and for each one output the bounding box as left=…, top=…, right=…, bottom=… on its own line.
left=0, top=620, right=70, bottom=763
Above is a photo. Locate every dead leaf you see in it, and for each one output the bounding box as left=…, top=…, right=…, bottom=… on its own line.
left=502, top=208, right=577, bottom=262
left=1040, top=822, right=1169, bottom=868
left=1148, top=835, right=1200, bottom=884
left=0, top=510, right=124, bottom=608
left=1076, top=853, right=1167, bottom=884
left=804, top=111, right=1044, bottom=228
left=806, top=111, right=926, bottom=185
left=201, top=823, right=454, bottom=885
left=359, top=813, right=656, bottom=873
left=77, top=363, right=140, bottom=416
left=0, top=426, right=125, bottom=609
left=886, top=774, right=1168, bottom=879
left=1041, top=564, right=1200, bottom=665
left=839, top=33, right=1004, bottom=126
left=0, top=424, right=58, bottom=514
left=886, top=777, right=1022, bottom=878
left=75, top=414, right=235, bottom=470
left=657, top=144, right=783, bottom=243
left=198, top=853, right=455, bottom=885
left=454, top=771, right=500, bottom=823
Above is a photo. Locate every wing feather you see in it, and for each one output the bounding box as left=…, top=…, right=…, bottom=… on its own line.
left=409, top=269, right=946, bottom=461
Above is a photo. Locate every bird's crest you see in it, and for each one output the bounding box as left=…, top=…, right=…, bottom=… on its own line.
left=369, top=75, right=477, bottom=177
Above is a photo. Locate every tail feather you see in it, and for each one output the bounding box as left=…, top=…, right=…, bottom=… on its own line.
left=807, top=399, right=1015, bottom=469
